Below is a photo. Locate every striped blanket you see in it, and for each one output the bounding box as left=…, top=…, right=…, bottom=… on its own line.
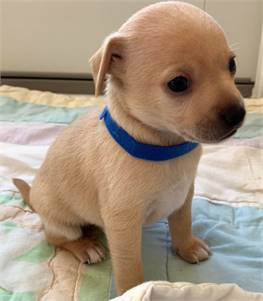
left=0, top=85, right=262, bottom=301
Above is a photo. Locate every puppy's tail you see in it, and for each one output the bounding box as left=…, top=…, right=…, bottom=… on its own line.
left=12, top=178, right=34, bottom=211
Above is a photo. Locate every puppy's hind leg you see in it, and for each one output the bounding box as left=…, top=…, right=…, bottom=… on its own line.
left=44, top=220, right=106, bottom=264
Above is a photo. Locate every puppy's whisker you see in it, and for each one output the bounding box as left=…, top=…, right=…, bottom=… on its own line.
left=229, top=42, right=240, bottom=53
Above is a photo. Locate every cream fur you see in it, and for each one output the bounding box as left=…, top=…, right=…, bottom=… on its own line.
left=14, top=1, right=245, bottom=295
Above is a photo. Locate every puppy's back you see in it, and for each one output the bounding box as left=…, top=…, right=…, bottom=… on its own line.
left=29, top=110, right=104, bottom=226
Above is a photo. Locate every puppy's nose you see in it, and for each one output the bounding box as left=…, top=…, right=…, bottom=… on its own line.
left=220, top=105, right=246, bottom=127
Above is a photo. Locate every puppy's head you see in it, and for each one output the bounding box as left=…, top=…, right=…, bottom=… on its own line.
left=90, top=1, right=245, bottom=143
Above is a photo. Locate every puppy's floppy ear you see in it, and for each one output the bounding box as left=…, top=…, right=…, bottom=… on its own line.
left=89, top=33, right=125, bottom=96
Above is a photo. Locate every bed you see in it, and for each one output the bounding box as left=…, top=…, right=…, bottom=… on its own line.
left=0, top=85, right=262, bottom=301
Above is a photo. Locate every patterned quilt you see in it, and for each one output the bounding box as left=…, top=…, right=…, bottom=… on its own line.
left=0, top=85, right=262, bottom=301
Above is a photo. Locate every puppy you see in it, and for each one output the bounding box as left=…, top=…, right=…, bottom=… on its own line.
left=13, top=1, right=245, bottom=295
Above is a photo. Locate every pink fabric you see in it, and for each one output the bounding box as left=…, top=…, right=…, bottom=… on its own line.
left=224, top=136, right=263, bottom=149
left=0, top=122, right=66, bottom=145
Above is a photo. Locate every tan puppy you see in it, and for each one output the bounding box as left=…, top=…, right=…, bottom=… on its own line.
left=13, top=1, right=245, bottom=295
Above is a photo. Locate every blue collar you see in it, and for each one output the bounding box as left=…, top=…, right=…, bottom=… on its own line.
left=99, top=106, right=199, bottom=161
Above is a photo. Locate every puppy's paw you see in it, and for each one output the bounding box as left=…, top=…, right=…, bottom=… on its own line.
left=63, top=238, right=106, bottom=264
left=83, top=240, right=106, bottom=264
left=173, top=236, right=211, bottom=263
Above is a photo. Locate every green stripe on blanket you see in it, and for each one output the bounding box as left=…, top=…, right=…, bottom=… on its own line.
left=0, top=96, right=91, bottom=123
left=79, top=258, right=112, bottom=301
left=0, top=193, right=22, bottom=205
left=0, top=288, right=35, bottom=301
left=234, top=113, right=263, bottom=139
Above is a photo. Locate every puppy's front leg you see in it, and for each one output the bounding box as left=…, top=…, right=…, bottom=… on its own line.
left=103, top=208, right=144, bottom=295
left=168, top=184, right=210, bottom=263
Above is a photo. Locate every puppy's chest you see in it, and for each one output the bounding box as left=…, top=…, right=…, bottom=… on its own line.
left=144, top=179, right=190, bottom=224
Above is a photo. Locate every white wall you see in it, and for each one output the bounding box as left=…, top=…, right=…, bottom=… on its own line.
left=1, top=0, right=262, bottom=80
left=206, top=0, right=262, bottom=81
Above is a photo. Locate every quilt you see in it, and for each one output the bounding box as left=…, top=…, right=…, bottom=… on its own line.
left=0, top=85, right=262, bottom=301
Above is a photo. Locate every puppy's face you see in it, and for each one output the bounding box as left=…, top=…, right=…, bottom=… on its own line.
left=91, top=2, right=245, bottom=143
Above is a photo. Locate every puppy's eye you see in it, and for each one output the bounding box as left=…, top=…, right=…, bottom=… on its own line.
left=167, top=76, right=190, bottom=93
left=229, top=57, right=236, bottom=74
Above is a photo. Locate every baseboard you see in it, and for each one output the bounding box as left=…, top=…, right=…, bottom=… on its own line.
left=0, top=72, right=95, bottom=94
left=235, top=78, right=255, bottom=98
left=0, top=72, right=254, bottom=97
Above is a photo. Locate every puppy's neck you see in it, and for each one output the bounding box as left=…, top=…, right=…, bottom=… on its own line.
left=107, top=93, right=185, bottom=146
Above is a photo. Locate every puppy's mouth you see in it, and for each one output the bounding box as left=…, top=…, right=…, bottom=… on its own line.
left=182, top=127, right=238, bottom=144
left=217, top=127, right=237, bottom=141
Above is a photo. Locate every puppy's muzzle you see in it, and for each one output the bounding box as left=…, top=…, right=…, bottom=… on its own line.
left=219, top=104, right=246, bottom=129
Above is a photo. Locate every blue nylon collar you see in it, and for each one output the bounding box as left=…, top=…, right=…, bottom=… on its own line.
left=99, top=106, right=199, bottom=161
